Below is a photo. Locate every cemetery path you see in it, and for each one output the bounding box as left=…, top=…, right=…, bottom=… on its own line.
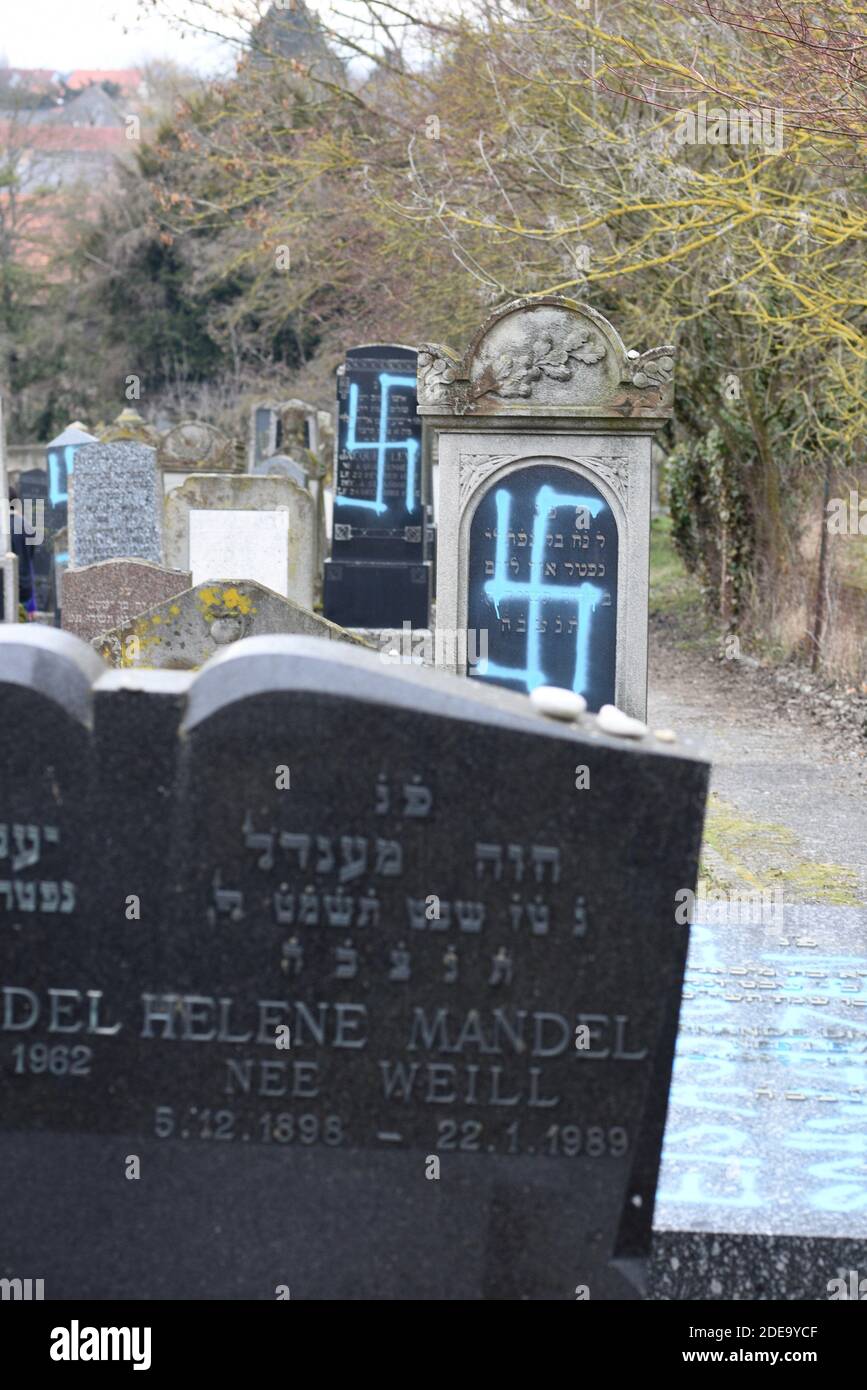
left=647, top=627, right=867, bottom=908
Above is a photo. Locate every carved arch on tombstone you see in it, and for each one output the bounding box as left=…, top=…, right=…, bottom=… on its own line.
left=419, top=296, right=675, bottom=419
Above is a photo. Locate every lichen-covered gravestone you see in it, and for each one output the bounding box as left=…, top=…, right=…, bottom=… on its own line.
left=0, top=626, right=707, bottom=1300
left=68, top=442, right=164, bottom=568
left=96, top=579, right=369, bottom=669
left=419, top=296, right=675, bottom=718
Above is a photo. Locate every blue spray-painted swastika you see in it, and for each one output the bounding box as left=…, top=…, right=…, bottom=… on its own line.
left=48, top=445, right=76, bottom=508
left=473, top=484, right=608, bottom=696
left=46, top=443, right=81, bottom=567
left=336, top=372, right=420, bottom=514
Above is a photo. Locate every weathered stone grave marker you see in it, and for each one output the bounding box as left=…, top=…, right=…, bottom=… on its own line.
left=96, top=579, right=369, bottom=669
left=0, top=625, right=707, bottom=1299
left=251, top=454, right=309, bottom=488
left=419, top=297, right=675, bottom=717
left=324, top=345, right=431, bottom=629
left=164, top=474, right=316, bottom=611
left=248, top=399, right=283, bottom=471
left=158, top=419, right=239, bottom=497
left=68, top=442, right=164, bottom=568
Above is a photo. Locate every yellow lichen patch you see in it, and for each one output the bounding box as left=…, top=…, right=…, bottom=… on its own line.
left=169, top=604, right=181, bottom=616
left=197, top=587, right=219, bottom=608
left=221, top=587, right=253, bottom=614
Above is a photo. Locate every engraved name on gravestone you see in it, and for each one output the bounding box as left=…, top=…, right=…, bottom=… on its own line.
left=68, top=442, right=163, bottom=568
left=323, top=345, right=431, bottom=629
left=419, top=297, right=675, bottom=718
left=0, top=629, right=707, bottom=1299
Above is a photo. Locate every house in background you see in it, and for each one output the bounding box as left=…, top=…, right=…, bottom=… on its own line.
left=0, top=67, right=146, bottom=192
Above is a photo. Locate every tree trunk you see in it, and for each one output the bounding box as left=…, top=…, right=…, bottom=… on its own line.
left=810, top=458, right=832, bottom=673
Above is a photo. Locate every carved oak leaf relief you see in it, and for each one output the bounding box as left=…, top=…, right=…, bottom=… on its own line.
left=489, top=328, right=607, bottom=399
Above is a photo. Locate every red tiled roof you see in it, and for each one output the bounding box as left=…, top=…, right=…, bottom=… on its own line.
left=65, top=69, right=142, bottom=92
left=0, top=120, right=126, bottom=151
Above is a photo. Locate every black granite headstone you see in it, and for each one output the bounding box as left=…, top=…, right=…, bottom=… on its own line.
left=15, top=469, right=52, bottom=612
left=324, top=345, right=431, bottom=628
left=0, top=629, right=708, bottom=1300
left=467, top=463, right=618, bottom=710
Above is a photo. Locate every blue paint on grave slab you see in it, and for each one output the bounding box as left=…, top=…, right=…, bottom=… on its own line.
left=656, top=905, right=867, bottom=1238
left=338, top=373, right=420, bottom=517
left=330, top=347, right=424, bottom=563
left=467, top=463, right=617, bottom=709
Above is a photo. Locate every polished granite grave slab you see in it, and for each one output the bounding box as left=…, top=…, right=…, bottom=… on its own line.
left=650, top=902, right=867, bottom=1298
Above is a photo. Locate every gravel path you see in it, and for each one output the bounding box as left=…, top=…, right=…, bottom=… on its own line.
left=647, top=623, right=867, bottom=908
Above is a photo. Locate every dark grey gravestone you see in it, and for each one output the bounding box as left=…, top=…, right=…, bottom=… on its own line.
left=0, top=629, right=708, bottom=1300
left=0, top=627, right=102, bottom=973
left=16, top=469, right=52, bottom=612
left=323, top=345, right=431, bottom=628
left=68, top=442, right=163, bottom=568
left=467, top=463, right=618, bottom=710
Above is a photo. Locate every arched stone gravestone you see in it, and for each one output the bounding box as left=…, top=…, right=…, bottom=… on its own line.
left=419, top=296, right=675, bottom=718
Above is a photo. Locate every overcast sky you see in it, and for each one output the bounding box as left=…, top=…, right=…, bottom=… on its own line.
left=0, top=0, right=368, bottom=76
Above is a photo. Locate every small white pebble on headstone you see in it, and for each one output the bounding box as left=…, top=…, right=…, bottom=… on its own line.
left=530, top=685, right=587, bottom=721
left=597, top=704, right=648, bottom=739
left=654, top=728, right=678, bottom=743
